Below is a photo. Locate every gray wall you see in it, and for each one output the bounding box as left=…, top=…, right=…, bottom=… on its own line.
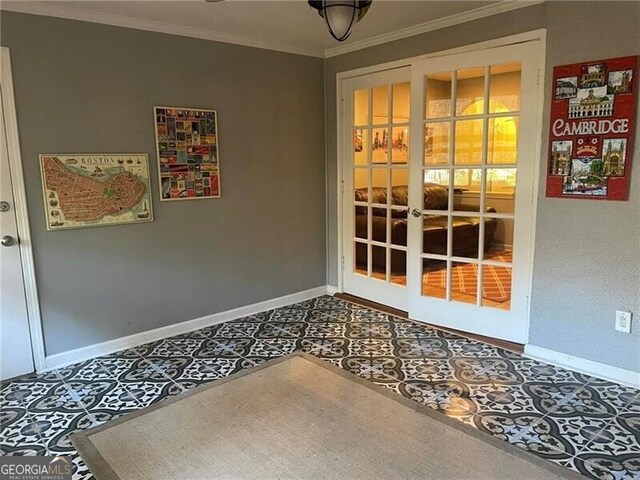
left=529, top=1, right=639, bottom=373
left=325, top=2, right=640, bottom=372
left=3, top=3, right=639, bottom=371
left=1, top=12, right=326, bottom=355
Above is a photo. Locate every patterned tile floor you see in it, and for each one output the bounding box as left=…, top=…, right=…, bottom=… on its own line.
left=1, top=295, right=639, bottom=479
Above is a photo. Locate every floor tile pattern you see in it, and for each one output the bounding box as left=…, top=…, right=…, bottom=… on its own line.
left=1, top=296, right=638, bottom=479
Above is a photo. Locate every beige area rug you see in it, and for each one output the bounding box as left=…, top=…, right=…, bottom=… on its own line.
left=72, top=353, right=582, bottom=480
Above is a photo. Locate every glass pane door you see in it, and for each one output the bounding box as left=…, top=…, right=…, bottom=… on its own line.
left=343, top=68, right=411, bottom=311
left=408, top=42, right=540, bottom=343
left=353, top=81, right=410, bottom=283
left=421, top=63, right=520, bottom=310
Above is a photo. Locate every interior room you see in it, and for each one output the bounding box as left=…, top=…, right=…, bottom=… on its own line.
left=0, top=1, right=638, bottom=479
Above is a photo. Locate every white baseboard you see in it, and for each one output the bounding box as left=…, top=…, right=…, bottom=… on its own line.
left=326, top=284, right=339, bottom=295
left=42, top=285, right=332, bottom=372
left=524, top=344, right=640, bottom=389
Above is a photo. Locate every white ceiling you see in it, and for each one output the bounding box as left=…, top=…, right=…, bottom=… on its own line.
left=1, top=1, right=539, bottom=57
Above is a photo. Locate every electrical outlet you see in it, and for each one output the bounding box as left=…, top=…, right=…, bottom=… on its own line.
left=615, top=311, right=632, bottom=333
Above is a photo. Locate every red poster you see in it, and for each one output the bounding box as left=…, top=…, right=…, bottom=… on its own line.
left=546, top=55, right=638, bottom=200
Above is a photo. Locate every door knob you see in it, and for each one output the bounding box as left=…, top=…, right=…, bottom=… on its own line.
left=411, top=208, right=422, bottom=218
left=1, top=235, right=15, bottom=247
left=0, top=201, right=10, bottom=212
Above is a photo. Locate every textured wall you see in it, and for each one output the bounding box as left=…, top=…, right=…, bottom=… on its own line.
left=1, top=12, right=326, bottom=355
left=529, top=1, right=640, bottom=372
left=324, top=2, right=640, bottom=372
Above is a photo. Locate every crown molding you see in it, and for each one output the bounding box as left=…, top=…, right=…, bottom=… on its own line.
left=323, top=0, right=545, bottom=58
left=0, top=0, right=544, bottom=60
left=0, top=1, right=326, bottom=58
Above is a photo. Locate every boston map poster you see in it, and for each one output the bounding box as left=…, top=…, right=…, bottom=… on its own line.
left=39, top=154, right=153, bottom=230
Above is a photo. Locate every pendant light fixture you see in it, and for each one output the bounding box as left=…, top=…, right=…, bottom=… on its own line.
left=308, top=1, right=373, bottom=42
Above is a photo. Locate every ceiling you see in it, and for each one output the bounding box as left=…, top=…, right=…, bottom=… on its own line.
left=1, top=1, right=538, bottom=57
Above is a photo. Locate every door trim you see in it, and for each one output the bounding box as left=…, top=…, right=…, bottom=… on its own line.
left=522, top=39, right=546, bottom=345
left=1, top=47, right=46, bottom=372
left=335, top=30, right=546, bottom=342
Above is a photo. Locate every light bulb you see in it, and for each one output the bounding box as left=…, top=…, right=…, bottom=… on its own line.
left=324, top=3, right=357, bottom=41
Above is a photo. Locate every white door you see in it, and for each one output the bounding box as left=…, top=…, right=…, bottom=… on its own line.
left=0, top=84, right=34, bottom=380
left=407, top=42, right=541, bottom=343
left=342, top=67, right=412, bottom=310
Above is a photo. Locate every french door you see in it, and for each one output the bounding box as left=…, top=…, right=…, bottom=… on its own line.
left=341, top=41, right=542, bottom=343
left=407, top=43, right=540, bottom=343
left=342, top=67, right=411, bottom=311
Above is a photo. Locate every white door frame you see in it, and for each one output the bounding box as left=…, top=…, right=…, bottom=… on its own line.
left=1, top=46, right=46, bottom=372
left=335, top=29, right=546, bottom=342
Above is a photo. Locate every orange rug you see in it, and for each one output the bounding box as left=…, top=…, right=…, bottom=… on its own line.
left=423, top=252, right=512, bottom=304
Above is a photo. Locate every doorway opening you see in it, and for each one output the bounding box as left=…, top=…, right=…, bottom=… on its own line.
left=339, top=36, right=544, bottom=343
